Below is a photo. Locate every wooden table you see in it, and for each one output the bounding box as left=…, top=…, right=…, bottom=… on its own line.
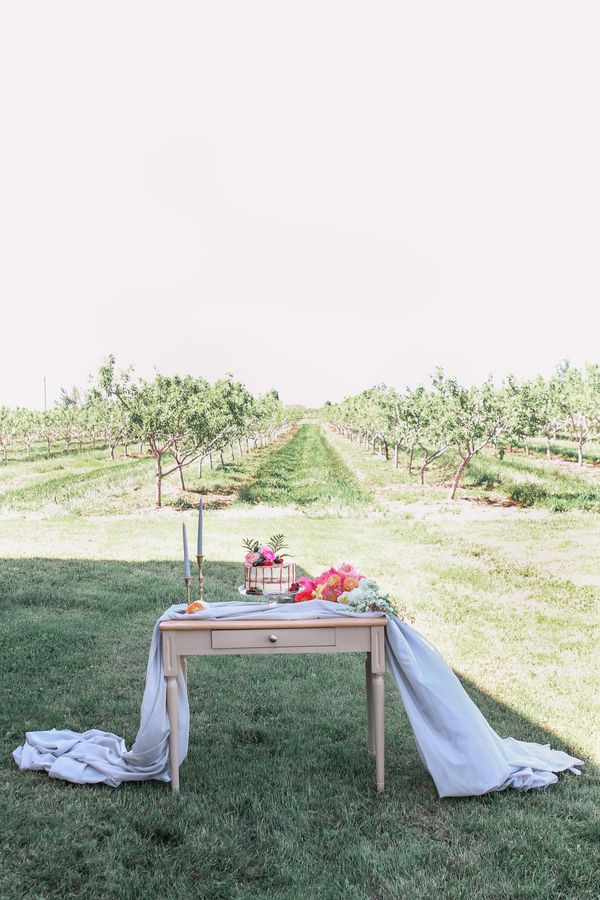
left=159, top=616, right=387, bottom=793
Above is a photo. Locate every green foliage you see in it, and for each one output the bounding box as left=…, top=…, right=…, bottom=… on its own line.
left=509, top=482, right=549, bottom=507
left=242, top=537, right=260, bottom=552
left=268, top=533, right=288, bottom=554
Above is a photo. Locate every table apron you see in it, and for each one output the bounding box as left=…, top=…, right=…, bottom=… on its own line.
left=162, top=625, right=385, bottom=672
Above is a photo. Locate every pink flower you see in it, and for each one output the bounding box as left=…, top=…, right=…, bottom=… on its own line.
left=245, top=551, right=259, bottom=566
left=260, top=546, right=275, bottom=563
left=295, top=576, right=315, bottom=602
left=338, top=563, right=365, bottom=581
left=315, top=567, right=338, bottom=586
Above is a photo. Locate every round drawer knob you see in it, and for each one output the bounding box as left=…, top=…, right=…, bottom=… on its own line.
left=268, top=634, right=278, bottom=643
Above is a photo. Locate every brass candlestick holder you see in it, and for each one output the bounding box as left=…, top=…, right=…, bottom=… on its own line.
left=184, top=577, right=192, bottom=604
left=196, top=555, right=205, bottom=599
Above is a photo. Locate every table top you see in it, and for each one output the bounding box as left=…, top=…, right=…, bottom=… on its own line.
left=159, top=616, right=387, bottom=632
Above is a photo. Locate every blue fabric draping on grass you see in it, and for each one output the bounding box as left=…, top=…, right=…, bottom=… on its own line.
left=13, top=600, right=582, bottom=795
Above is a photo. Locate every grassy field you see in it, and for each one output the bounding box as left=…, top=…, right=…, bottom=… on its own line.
left=1, top=424, right=599, bottom=898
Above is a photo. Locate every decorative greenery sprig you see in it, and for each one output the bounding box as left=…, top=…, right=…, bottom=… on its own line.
left=268, top=534, right=288, bottom=555
left=242, top=535, right=289, bottom=556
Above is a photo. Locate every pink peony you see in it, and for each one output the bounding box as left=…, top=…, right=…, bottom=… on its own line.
left=260, top=546, right=275, bottom=563
left=245, top=551, right=259, bottom=566
left=295, top=576, right=315, bottom=602
left=338, top=563, right=365, bottom=581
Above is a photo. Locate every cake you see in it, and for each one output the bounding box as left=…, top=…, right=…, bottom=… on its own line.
left=242, top=534, right=297, bottom=596
left=244, top=561, right=297, bottom=594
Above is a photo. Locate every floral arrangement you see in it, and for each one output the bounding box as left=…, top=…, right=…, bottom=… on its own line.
left=295, top=563, right=403, bottom=617
left=242, top=534, right=289, bottom=567
left=295, top=563, right=364, bottom=601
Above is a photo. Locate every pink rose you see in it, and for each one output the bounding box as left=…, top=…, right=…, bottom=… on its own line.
left=245, top=551, right=259, bottom=566
left=260, top=547, right=275, bottom=563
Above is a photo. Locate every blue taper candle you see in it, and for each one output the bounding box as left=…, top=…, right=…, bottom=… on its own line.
left=197, top=496, right=203, bottom=555
left=182, top=522, right=191, bottom=578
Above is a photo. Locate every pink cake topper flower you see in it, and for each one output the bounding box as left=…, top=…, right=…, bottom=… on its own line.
left=259, top=546, right=275, bottom=562
left=245, top=551, right=260, bottom=566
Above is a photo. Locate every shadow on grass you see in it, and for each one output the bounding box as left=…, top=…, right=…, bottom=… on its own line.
left=1, top=557, right=597, bottom=899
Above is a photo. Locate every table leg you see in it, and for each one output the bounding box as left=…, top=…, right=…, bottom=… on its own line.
left=166, top=674, right=179, bottom=792
left=373, top=672, right=385, bottom=792
left=370, top=626, right=385, bottom=792
left=181, top=655, right=188, bottom=689
left=365, top=652, right=375, bottom=757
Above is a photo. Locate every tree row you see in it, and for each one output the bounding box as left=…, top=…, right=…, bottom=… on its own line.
left=0, top=356, right=300, bottom=506
left=324, top=362, right=600, bottom=499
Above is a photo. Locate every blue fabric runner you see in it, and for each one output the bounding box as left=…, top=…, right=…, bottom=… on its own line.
left=13, top=600, right=582, bottom=795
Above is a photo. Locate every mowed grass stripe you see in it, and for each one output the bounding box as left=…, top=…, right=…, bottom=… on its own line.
left=238, top=424, right=371, bottom=507
left=0, top=456, right=149, bottom=510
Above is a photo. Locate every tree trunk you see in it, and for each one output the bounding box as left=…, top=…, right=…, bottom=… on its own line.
left=209, top=453, right=213, bottom=470
left=408, top=445, right=414, bottom=474
left=178, top=462, right=186, bottom=490
left=47, top=438, right=51, bottom=459
left=238, top=439, right=243, bottom=456
left=394, top=444, right=399, bottom=469
left=523, top=438, right=529, bottom=455
left=220, top=450, right=225, bottom=467
left=123, top=443, right=129, bottom=458
left=110, top=444, right=115, bottom=461
left=140, top=442, right=144, bottom=454
left=246, top=437, right=249, bottom=451
left=230, top=443, right=235, bottom=461
left=578, top=435, right=584, bottom=466
left=198, top=456, right=203, bottom=478
left=419, top=462, right=427, bottom=485
left=546, top=435, right=551, bottom=461
left=449, top=457, right=470, bottom=500
left=155, top=456, right=163, bottom=507
left=383, top=440, right=389, bottom=461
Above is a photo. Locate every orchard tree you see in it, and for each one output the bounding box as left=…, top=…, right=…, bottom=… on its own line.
left=16, top=408, right=40, bottom=456
left=96, top=357, right=254, bottom=505
left=54, top=407, right=80, bottom=454
left=557, top=361, right=600, bottom=465
left=412, top=388, right=450, bottom=484
left=0, top=407, right=16, bottom=463
left=433, top=371, right=510, bottom=500
left=86, top=396, right=130, bottom=460
left=503, top=376, right=545, bottom=456
left=530, top=374, right=563, bottom=461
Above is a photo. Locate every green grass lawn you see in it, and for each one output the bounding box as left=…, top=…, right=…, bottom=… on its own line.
left=237, top=424, right=370, bottom=508
left=1, top=424, right=599, bottom=898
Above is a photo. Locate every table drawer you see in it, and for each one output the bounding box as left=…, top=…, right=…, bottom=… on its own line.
left=211, top=627, right=336, bottom=650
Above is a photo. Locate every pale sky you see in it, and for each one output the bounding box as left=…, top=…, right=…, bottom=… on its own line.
left=1, top=1, right=599, bottom=408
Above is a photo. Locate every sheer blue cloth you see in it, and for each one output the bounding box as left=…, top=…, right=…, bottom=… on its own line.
left=13, top=600, right=582, bottom=795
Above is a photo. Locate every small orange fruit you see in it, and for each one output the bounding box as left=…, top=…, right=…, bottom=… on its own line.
left=186, top=600, right=206, bottom=614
